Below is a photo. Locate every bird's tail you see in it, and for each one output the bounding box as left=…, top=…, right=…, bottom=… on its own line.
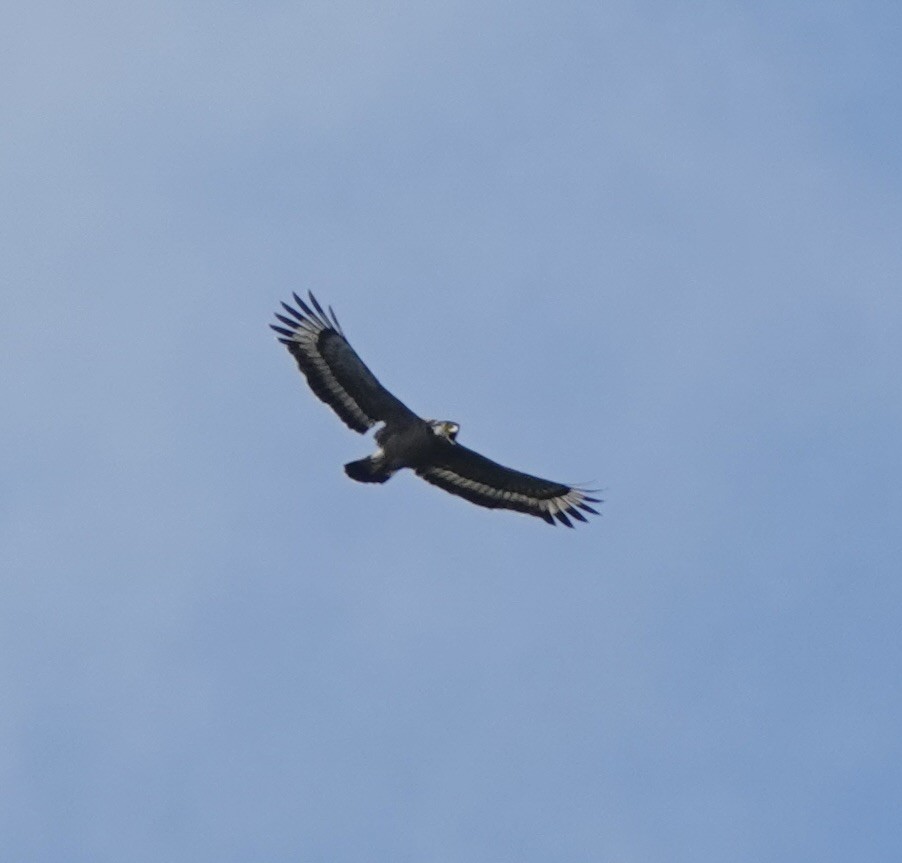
left=344, top=456, right=392, bottom=484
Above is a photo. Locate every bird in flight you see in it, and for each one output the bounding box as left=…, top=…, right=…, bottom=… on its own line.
left=271, top=292, right=600, bottom=527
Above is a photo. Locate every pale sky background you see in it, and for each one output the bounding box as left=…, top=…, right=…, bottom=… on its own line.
left=3, top=2, right=902, bottom=861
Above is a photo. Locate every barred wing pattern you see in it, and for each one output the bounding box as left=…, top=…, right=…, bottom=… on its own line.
left=271, top=292, right=418, bottom=433
left=417, top=440, right=600, bottom=527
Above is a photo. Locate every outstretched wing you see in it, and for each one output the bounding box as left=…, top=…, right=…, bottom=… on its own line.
left=416, top=440, right=601, bottom=527
left=271, top=292, right=418, bottom=433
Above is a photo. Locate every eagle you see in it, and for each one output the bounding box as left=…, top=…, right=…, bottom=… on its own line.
left=271, top=292, right=600, bottom=527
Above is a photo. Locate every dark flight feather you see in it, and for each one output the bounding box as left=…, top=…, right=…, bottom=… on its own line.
left=271, top=292, right=417, bottom=433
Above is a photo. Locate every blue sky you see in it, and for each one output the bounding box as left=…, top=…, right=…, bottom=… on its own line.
left=4, top=2, right=902, bottom=860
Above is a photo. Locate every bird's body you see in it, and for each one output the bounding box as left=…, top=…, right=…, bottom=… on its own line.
left=345, top=419, right=454, bottom=483
left=271, top=292, right=600, bottom=527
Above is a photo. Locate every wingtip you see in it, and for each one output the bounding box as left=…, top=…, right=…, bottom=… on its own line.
left=328, top=304, right=344, bottom=334
left=281, top=300, right=306, bottom=323
left=274, top=312, right=298, bottom=328
left=308, top=291, right=329, bottom=320
left=292, top=292, right=316, bottom=318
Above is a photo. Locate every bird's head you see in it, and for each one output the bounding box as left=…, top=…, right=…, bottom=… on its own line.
left=428, top=420, right=460, bottom=442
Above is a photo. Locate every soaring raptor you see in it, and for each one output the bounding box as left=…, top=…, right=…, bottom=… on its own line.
left=271, top=293, right=600, bottom=527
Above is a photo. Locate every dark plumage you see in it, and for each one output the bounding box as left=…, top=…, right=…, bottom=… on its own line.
left=271, top=292, right=600, bottom=527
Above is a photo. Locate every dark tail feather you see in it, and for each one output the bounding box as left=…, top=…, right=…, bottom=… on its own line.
left=344, top=456, right=392, bottom=484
